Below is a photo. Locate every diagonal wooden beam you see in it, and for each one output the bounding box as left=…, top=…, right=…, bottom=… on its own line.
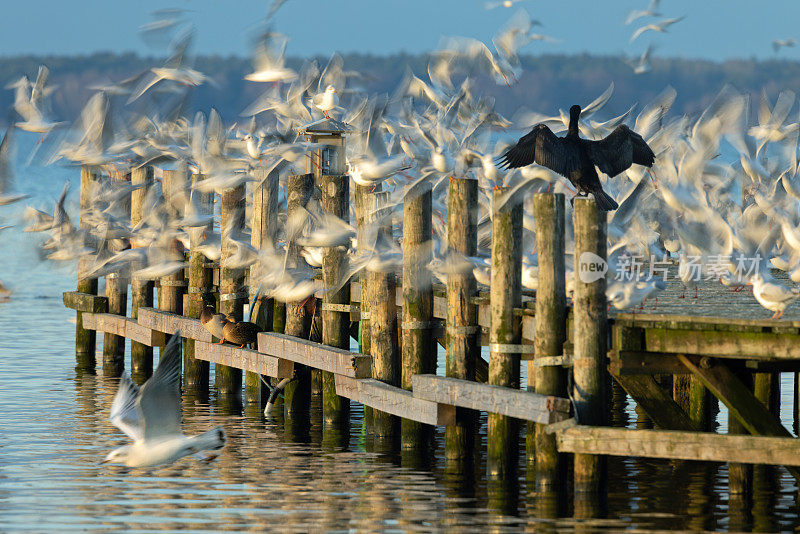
left=611, top=373, right=700, bottom=431
left=677, top=354, right=800, bottom=482
left=677, top=355, right=791, bottom=437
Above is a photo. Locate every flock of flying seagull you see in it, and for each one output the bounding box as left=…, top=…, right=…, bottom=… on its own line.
left=0, top=4, right=800, bottom=325
left=1, top=2, right=800, bottom=467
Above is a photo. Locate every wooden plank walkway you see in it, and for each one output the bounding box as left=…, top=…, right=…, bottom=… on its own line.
left=70, top=298, right=571, bottom=426
left=412, top=375, right=570, bottom=424
left=137, top=307, right=212, bottom=342
left=194, top=341, right=294, bottom=379
left=335, top=375, right=456, bottom=426
left=555, top=425, right=800, bottom=467
left=63, top=291, right=107, bottom=313
left=81, top=312, right=165, bottom=347
left=257, top=332, right=372, bottom=378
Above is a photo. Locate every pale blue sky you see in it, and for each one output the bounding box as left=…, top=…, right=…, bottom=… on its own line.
left=0, top=0, right=797, bottom=61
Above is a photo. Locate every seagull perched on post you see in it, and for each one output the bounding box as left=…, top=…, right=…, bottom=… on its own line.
left=311, top=84, right=339, bottom=119
left=497, top=104, right=655, bottom=211
left=101, top=333, right=226, bottom=467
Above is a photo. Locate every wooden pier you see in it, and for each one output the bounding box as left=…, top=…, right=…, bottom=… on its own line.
left=64, top=154, right=800, bottom=511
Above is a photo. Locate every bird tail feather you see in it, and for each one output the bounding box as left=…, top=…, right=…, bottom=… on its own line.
left=592, top=189, right=619, bottom=211
left=191, top=426, right=227, bottom=452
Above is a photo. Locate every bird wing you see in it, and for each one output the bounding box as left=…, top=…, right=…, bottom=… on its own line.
left=630, top=24, right=656, bottom=42
left=581, top=82, right=615, bottom=119
left=496, top=124, right=580, bottom=177
left=138, top=333, right=182, bottom=439
left=584, top=125, right=654, bottom=177
left=0, top=125, right=15, bottom=195
left=758, top=280, right=796, bottom=304
left=31, top=66, right=50, bottom=107
left=110, top=373, right=144, bottom=441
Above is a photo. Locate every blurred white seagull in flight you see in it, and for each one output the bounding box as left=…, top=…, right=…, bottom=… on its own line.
left=101, top=333, right=226, bottom=467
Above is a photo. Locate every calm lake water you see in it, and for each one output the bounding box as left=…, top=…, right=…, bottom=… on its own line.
left=2, top=135, right=800, bottom=532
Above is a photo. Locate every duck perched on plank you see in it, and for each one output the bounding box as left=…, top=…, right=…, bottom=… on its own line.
left=222, top=319, right=261, bottom=349
left=200, top=292, right=228, bottom=341
left=497, top=104, right=655, bottom=211
left=200, top=288, right=263, bottom=348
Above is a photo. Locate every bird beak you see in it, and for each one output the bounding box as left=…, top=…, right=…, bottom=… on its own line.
left=98, top=458, right=110, bottom=465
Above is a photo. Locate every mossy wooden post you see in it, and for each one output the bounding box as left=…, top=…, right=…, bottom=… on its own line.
left=184, top=174, right=213, bottom=393
left=729, top=371, right=754, bottom=498
left=445, top=178, right=478, bottom=464
left=401, top=182, right=435, bottom=451
left=130, top=165, right=154, bottom=381
left=284, top=173, right=315, bottom=419
left=753, top=371, right=777, bottom=533
left=532, top=192, right=567, bottom=489
left=159, top=170, right=188, bottom=351
left=488, top=186, right=523, bottom=479
left=273, top=300, right=286, bottom=332
left=673, top=375, right=691, bottom=413
left=246, top=168, right=279, bottom=404
left=76, top=166, right=99, bottom=370
left=689, top=375, right=711, bottom=430
left=218, top=183, right=247, bottom=397
left=355, top=183, right=376, bottom=427
left=102, top=171, right=131, bottom=377
left=572, top=197, right=608, bottom=494
left=320, top=173, right=351, bottom=424
left=369, top=191, right=400, bottom=439
left=303, top=120, right=349, bottom=399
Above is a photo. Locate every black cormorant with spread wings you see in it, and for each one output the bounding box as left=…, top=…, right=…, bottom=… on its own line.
left=497, top=104, right=655, bottom=211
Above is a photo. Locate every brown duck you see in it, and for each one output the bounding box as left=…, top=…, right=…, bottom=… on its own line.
left=222, top=319, right=261, bottom=349
left=199, top=292, right=228, bottom=342
left=215, top=285, right=264, bottom=348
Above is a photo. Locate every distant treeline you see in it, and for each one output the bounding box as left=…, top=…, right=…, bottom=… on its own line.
left=1, top=51, right=799, bottom=126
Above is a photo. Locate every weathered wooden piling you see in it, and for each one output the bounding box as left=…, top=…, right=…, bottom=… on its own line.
left=729, top=371, right=754, bottom=497
left=354, top=184, right=374, bottom=353
left=217, top=183, right=247, bottom=396
left=754, top=371, right=779, bottom=416
left=572, top=197, right=608, bottom=493
left=354, top=183, right=375, bottom=428
left=76, top=166, right=99, bottom=370
left=401, top=182, right=435, bottom=451
left=673, top=374, right=691, bottom=413
left=273, top=300, right=286, bottom=333
left=487, top=186, right=523, bottom=479
left=283, top=173, right=315, bottom=418
left=184, top=173, right=213, bottom=392
left=303, top=120, right=348, bottom=399
left=689, top=375, right=711, bottom=430
left=102, top=171, right=131, bottom=377
left=321, top=173, right=351, bottom=424
left=531, top=192, right=567, bottom=489
left=246, top=168, right=279, bottom=404
left=158, top=170, right=188, bottom=332
left=130, top=165, right=154, bottom=381
left=445, top=177, right=479, bottom=463
left=368, top=191, right=400, bottom=438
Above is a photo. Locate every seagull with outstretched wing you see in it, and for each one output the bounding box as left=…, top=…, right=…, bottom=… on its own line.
left=101, top=333, right=226, bottom=467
